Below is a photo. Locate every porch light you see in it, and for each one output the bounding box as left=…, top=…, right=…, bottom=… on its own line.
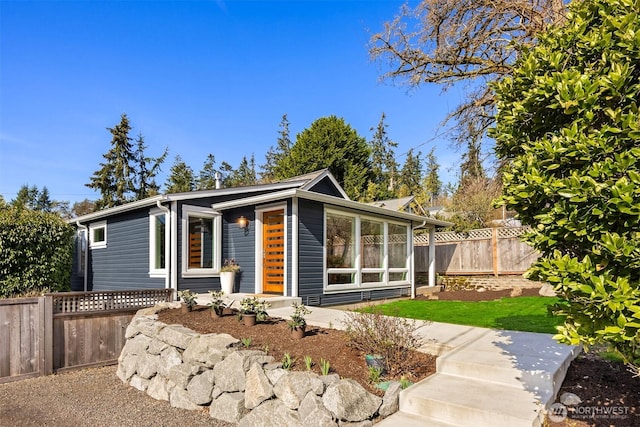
left=238, top=216, right=249, bottom=230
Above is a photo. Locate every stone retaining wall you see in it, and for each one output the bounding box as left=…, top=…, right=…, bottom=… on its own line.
left=117, top=303, right=401, bottom=426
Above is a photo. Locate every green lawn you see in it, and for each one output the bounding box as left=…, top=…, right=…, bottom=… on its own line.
left=366, top=296, right=564, bottom=334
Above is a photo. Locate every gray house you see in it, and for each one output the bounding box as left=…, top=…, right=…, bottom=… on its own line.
left=71, top=170, right=449, bottom=306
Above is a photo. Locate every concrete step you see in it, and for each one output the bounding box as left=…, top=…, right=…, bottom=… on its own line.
left=376, top=411, right=457, bottom=426
left=400, top=374, right=544, bottom=427
left=435, top=330, right=580, bottom=404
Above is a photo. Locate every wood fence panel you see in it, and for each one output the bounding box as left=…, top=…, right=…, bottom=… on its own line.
left=415, top=227, right=539, bottom=275
left=0, top=298, right=43, bottom=384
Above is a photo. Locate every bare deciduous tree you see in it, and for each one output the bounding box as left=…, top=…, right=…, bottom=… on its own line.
left=370, top=0, right=566, bottom=148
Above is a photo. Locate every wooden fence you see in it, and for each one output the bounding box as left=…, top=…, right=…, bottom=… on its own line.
left=414, top=227, right=539, bottom=276
left=0, top=289, right=171, bottom=384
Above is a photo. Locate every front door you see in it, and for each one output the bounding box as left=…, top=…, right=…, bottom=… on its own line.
left=262, top=209, right=285, bottom=294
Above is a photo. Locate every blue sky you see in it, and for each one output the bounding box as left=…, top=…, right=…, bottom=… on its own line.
left=0, top=0, right=465, bottom=205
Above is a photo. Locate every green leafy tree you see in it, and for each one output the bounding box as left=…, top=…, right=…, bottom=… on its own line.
left=492, top=0, right=640, bottom=371
left=364, top=113, right=399, bottom=202
left=86, top=113, right=136, bottom=208
left=261, top=114, right=292, bottom=183
left=71, top=199, right=97, bottom=217
left=165, top=155, right=195, bottom=193
left=0, top=207, right=74, bottom=297
left=275, top=116, right=371, bottom=200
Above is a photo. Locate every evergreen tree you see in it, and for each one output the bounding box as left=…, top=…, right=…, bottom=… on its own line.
left=197, top=154, right=219, bottom=190
left=134, top=134, right=167, bottom=199
left=165, top=155, right=195, bottom=193
left=365, top=113, right=399, bottom=201
left=86, top=114, right=136, bottom=209
left=459, top=138, right=485, bottom=186
left=397, top=149, right=423, bottom=198
left=261, top=114, right=292, bottom=183
left=223, top=155, right=257, bottom=188
left=423, top=148, right=442, bottom=207
left=12, top=185, right=40, bottom=210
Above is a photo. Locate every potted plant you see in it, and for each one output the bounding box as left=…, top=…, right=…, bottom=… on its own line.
left=239, top=296, right=270, bottom=326
left=287, top=302, right=312, bottom=339
left=219, top=258, right=240, bottom=294
left=177, top=289, right=197, bottom=313
left=207, top=290, right=227, bottom=319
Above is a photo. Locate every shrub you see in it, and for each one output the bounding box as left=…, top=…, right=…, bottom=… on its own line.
left=343, top=305, right=422, bottom=377
left=0, top=207, right=74, bottom=298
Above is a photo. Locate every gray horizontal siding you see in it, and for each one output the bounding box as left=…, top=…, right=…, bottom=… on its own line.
left=298, top=200, right=325, bottom=298
left=224, top=207, right=256, bottom=294
left=90, top=211, right=164, bottom=291
left=302, top=287, right=410, bottom=307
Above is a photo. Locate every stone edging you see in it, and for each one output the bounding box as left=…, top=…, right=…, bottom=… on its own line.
left=117, top=303, right=402, bottom=426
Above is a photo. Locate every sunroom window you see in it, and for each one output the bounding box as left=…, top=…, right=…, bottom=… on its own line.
left=325, top=209, right=410, bottom=291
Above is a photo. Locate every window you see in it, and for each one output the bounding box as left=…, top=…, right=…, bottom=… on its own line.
left=181, top=205, right=221, bottom=277
left=77, top=230, right=87, bottom=275
left=89, top=221, right=107, bottom=249
left=325, top=210, right=410, bottom=291
left=149, top=209, right=167, bottom=276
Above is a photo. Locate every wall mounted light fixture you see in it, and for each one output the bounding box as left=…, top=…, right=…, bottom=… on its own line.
left=238, top=216, right=249, bottom=230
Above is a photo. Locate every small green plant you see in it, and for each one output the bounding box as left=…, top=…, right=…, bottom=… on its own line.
left=262, top=344, right=269, bottom=355
left=281, top=353, right=296, bottom=370
left=399, top=375, right=412, bottom=389
left=320, top=358, right=330, bottom=376
left=328, top=321, right=333, bottom=329
left=207, top=290, right=227, bottom=315
left=287, top=302, right=312, bottom=331
left=240, top=337, right=252, bottom=348
left=368, top=366, right=383, bottom=384
left=304, top=355, right=313, bottom=371
left=239, top=296, right=271, bottom=321
left=177, top=289, right=197, bottom=308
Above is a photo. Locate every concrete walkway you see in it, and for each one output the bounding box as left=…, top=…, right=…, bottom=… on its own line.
left=266, top=303, right=580, bottom=427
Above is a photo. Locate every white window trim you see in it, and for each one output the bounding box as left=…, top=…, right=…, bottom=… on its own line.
left=324, top=209, right=410, bottom=293
left=181, top=205, right=222, bottom=278
left=149, top=208, right=167, bottom=278
left=89, top=221, right=107, bottom=249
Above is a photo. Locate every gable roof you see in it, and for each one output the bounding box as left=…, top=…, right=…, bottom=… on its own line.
left=367, top=196, right=414, bottom=212
left=70, top=170, right=345, bottom=223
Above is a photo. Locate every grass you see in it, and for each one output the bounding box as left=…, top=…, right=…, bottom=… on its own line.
left=366, top=296, right=563, bottom=334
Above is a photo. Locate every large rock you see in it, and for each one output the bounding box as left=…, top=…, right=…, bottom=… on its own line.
left=159, top=346, right=183, bottom=377
left=147, top=337, right=167, bottom=355
left=129, top=375, right=150, bottom=392
left=377, top=381, right=401, bottom=418
left=137, top=353, right=161, bottom=379
left=170, top=387, right=201, bottom=411
left=120, top=333, right=152, bottom=359
left=126, top=316, right=165, bottom=339
left=274, top=372, right=325, bottom=410
left=298, top=392, right=336, bottom=427
left=322, top=379, right=382, bottom=422
left=244, top=363, right=274, bottom=409
left=238, top=399, right=302, bottom=427
left=182, top=333, right=239, bottom=368
left=209, top=392, right=247, bottom=423
left=167, top=363, right=203, bottom=390
left=187, top=370, right=216, bottom=405
left=539, top=284, right=557, bottom=297
left=158, top=324, right=199, bottom=349
left=116, top=353, right=137, bottom=382
left=213, top=350, right=269, bottom=392
left=266, top=367, right=288, bottom=385
left=147, top=374, right=170, bottom=401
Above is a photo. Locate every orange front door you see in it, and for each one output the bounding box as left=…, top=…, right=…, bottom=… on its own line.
left=262, top=209, right=285, bottom=294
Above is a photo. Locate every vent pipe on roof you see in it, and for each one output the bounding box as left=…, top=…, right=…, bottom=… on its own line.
left=215, top=172, right=221, bottom=189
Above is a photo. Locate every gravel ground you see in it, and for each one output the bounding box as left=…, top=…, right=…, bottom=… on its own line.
left=0, top=365, right=232, bottom=427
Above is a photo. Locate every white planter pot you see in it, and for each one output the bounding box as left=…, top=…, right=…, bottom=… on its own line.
left=220, top=271, right=235, bottom=294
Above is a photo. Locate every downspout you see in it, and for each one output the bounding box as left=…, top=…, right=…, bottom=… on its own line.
left=75, top=221, right=89, bottom=292
left=156, top=200, right=171, bottom=292
left=411, top=220, right=428, bottom=299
